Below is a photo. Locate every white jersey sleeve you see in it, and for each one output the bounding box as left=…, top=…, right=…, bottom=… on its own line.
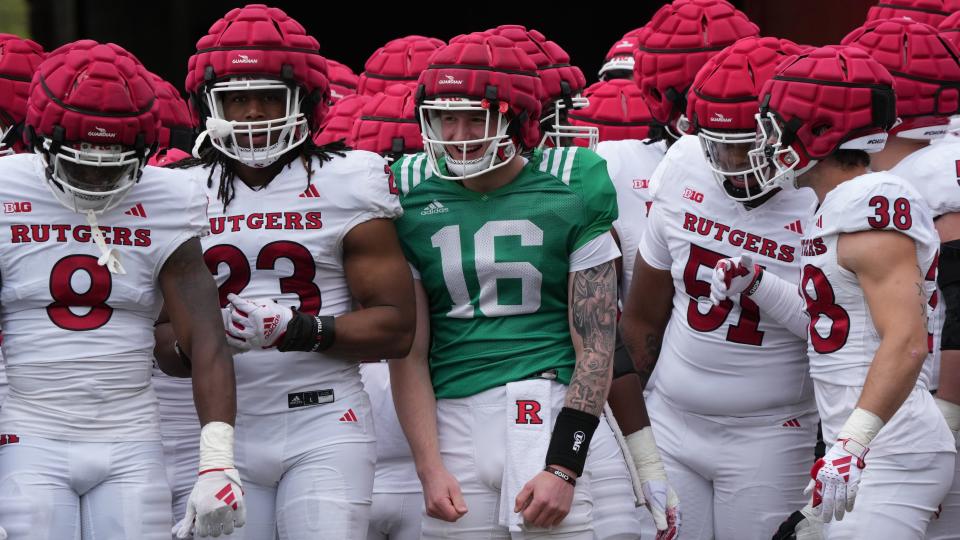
left=0, top=155, right=208, bottom=441
left=889, top=140, right=960, bottom=218
left=801, top=171, right=954, bottom=455
left=640, top=136, right=816, bottom=418
left=197, top=150, right=401, bottom=416
left=596, top=139, right=667, bottom=298
left=0, top=347, right=6, bottom=409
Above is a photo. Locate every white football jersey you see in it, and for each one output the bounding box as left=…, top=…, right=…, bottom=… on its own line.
left=190, top=151, right=402, bottom=415
left=0, top=348, right=6, bottom=409
left=638, top=135, right=817, bottom=417
left=595, top=139, right=667, bottom=300
left=0, top=154, right=208, bottom=441
left=359, top=362, right=420, bottom=492
left=889, top=141, right=960, bottom=389
left=152, top=368, right=199, bottom=435
left=801, top=171, right=954, bottom=455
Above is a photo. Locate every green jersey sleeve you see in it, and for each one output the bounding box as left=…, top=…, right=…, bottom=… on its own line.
left=540, top=147, right=618, bottom=251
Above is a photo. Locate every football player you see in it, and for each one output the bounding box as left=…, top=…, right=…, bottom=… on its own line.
left=156, top=5, right=416, bottom=539
left=567, top=78, right=674, bottom=539
left=598, top=33, right=640, bottom=82
left=713, top=44, right=956, bottom=538
left=865, top=0, right=960, bottom=26
left=0, top=40, right=242, bottom=539
left=352, top=85, right=429, bottom=540
left=621, top=36, right=819, bottom=539
left=0, top=33, right=44, bottom=415
left=389, top=34, right=621, bottom=538
left=840, top=17, right=960, bottom=539
left=326, top=59, right=359, bottom=104
left=146, top=73, right=195, bottom=167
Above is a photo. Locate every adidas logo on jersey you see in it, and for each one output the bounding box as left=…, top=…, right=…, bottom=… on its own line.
left=124, top=203, right=146, bottom=218
left=783, top=220, right=803, bottom=235
left=438, top=74, right=464, bottom=86
left=299, top=185, right=320, bottom=198
left=782, top=418, right=802, bottom=428
left=338, top=408, right=358, bottom=423
left=231, top=54, right=258, bottom=65
left=88, top=126, right=117, bottom=138
left=421, top=200, right=449, bottom=215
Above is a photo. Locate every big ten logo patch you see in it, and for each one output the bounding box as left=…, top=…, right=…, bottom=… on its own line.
left=515, top=400, right=543, bottom=424
left=682, top=188, right=704, bottom=203
left=4, top=201, right=31, bottom=214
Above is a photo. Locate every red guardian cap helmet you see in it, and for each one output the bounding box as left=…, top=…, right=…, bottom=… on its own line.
left=313, top=93, right=369, bottom=146
left=25, top=40, right=160, bottom=214
left=567, top=79, right=657, bottom=146
left=483, top=25, right=594, bottom=149
left=866, top=0, right=960, bottom=26
left=599, top=34, right=641, bottom=81
left=357, top=35, right=445, bottom=97
left=634, top=0, right=759, bottom=136
left=684, top=36, right=807, bottom=202
left=149, top=73, right=195, bottom=152
left=843, top=17, right=960, bottom=139
left=186, top=4, right=330, bottom=168
left=939, top=11, right=960, bottom=48
left=0, top=34, right=45, bottom=156
left=749, top=45, right=897, bottom=192
left=351, top=84, right=422, bottom=162
left=326, top=59, right=358, bottom=104
left=416, top=34, right=543, bottom=180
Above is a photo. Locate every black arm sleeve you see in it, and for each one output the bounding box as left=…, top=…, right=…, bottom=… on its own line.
left=941, top=241, right=960, bottom=351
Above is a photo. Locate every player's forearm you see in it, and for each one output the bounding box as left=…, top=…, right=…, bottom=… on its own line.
left=324, top=305, right=414, bottom=360
left=748, top=270, right=809, bottom=339
left=858, top=331, right=928, bottom=423
left=153, top=321, right=191, bottom=378
left=607, top=374, right=651, bottom=435
left=190, top=338, right=237, bottom=426
left=618, top=316, right=663, bottom=389
left=389, top=355, right=444, bottom=475
left=564, top=261, right=617, bottom=417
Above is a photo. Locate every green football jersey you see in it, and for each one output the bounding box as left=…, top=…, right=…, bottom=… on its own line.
left=393, top=147, right=618, bottom=399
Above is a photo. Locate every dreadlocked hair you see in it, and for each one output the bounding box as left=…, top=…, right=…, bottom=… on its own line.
left=166, top=138, right=351, bottom=210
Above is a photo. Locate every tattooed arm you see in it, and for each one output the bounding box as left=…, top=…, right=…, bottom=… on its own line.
left=619, top=256, right=675, bottom=391
left=839, top=230, right=930, bottom=422
left=564, top=260, right=619, bottom=416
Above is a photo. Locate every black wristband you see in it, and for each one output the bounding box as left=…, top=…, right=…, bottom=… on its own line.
left=545, top=407, right=600, bottom=477
left=746, top=266, right=764, bottom=296
left=278, top=311, right=336, bottom=353
left=543, top=465, right=576, bottom=486
left=174, top=341, right=192, bottom=373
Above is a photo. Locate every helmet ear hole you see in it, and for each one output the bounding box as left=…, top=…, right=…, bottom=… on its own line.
left=812, top=123, right=831, bottom=136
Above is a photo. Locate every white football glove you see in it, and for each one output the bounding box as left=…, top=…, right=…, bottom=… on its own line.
left=805, top=408, right=882, bottom=523
left=173, top=422, right=246, bottom=538
left=0, top=525, right=7, bottom=540
left=772, top=504, right=824, bottom=540
left=709, top=255, right=761, bottom=306
left=626, top=427, right=680, bottom=539
left=225, top=293, right=293, bottom=349
left=220, top=307, right=252, bottom=352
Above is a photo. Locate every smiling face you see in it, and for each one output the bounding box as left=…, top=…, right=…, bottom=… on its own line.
left=436, top=109, right=499, bottom=161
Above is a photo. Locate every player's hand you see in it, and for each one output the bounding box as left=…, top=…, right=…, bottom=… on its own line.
left=710, top=255, right=761, bottom=305
left=805, top=438, right=868, bottom=523
left=642, top=479, right=681, bottom=539
left=220, top=307, right=251, bottom=352
left=771, top=504, right=824, bottom=540
left=174, top=468, right=245, bottom=538
left=226, top=294, right=293, bottom=349
left=0, top=524, right=7, bottom=540
left=420, top=464, right=468, bottom=522
left=514, top=466, right=576, bottom=528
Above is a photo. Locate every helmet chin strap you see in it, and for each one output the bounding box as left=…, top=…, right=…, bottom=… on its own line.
left=85, top=209, right=126, bottom=275
left=193, top=117, right=234, bottom=157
